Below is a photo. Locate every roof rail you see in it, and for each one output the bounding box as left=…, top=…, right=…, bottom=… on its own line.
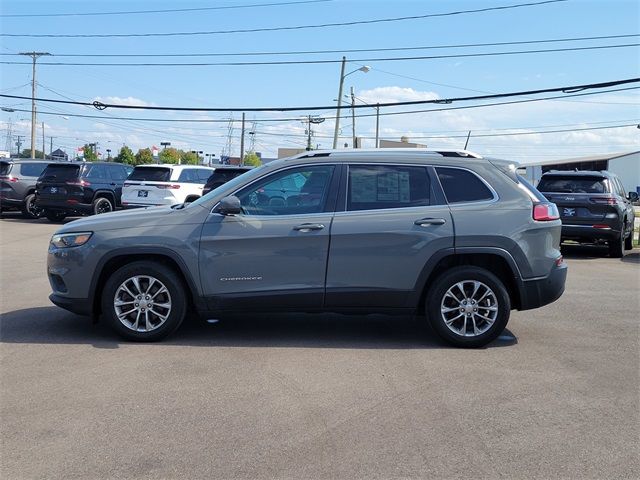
left=290, top=148, right=482, bottom=160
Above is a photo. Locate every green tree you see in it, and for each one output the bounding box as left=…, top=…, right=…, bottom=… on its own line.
left=243, top=151, right=262, bottom=167
left=20, top=148, right=45, bottom=159
left=115, top=145, right=135, bottom=165
left=158, top=147, right=181, bottom=164
left=135, top=148, right=154, bottom=165
left=81, top=144, right=98, bottom=162
left=180, top=151, right=199, bottom=165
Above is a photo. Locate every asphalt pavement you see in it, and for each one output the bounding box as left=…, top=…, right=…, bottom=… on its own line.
left=1, top=212, right=639, bottom=479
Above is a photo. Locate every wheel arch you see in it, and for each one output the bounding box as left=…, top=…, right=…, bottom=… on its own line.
left=92, top=190, right=116, bottom=205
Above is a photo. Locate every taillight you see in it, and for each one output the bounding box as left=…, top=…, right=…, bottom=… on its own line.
left=66, top=179, right=91, bottom=187
left=156, top=184, right=181, bottom=189
left=0, top=175, right=19, bottom=182
left=590, top=197, right=616, bottom=205
left=533, top=203, right=560, bottom=221
left=592, top=224, right=611, bottom=229
left=555, top=256, right=564, bottom=267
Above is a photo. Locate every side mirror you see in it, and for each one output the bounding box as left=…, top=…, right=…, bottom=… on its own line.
left=628, top=191, right=639, bottom=202
left=218, top=195, right=242, bottom=215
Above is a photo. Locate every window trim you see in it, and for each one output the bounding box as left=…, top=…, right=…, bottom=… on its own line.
left=433, top=165, right=499, bottom=206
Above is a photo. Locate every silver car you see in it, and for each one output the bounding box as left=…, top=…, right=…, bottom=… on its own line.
left=47, top=149, right=567, bottom=347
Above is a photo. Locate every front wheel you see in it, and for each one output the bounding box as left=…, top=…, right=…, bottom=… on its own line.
left=101, top=261, right=187, bottom=341
left=22, top=193, right=43, bottom=219
left=426, top=266, right=511, bottom=348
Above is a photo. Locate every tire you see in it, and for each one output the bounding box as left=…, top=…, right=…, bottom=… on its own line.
left=426, top=266, right=511, bottom=348
left=609, top=232, right=624, bottom=258
left=44, top=210, right=67, bottom=222
left=92, top=196, right=114, bottom=215
left=21, top=193, right=43, bottom=219
left=624, top=228, right=634, bottom=251
left=101, top=261, right=187, bottom=342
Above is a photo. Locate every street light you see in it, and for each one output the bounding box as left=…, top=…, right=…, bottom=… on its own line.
left=332, top=57, right=370, bottom=149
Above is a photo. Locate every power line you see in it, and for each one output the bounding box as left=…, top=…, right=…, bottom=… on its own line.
left=0, top=0, right=332, bottom=18
left=4, top=43, right=638, bottom=67
left=2, top=33, right=636, bottom=57
left=0, top=0, right=567, bottom=38
left=1, top=78, right=638, bottom=112
left=3, top=86, right=637, bottom=123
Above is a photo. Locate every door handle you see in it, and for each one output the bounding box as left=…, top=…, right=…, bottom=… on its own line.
left=293, top=223, right=325, bottom=232
left=414, top=217, right=446, bottom=226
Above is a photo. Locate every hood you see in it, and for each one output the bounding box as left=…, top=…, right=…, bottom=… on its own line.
left=56, top=204, right=208, bottom=234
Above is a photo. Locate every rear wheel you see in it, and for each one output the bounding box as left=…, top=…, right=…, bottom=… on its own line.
left=624, top=226, right=634, bottom=251
left=93, top=197, right=114, bottom=215
left=21, top=193, right=43, bottom=219
left=102, top=261, right=187, bottom=341
left=44, top=210, right=66, bottom=222
left=609, top=232, right=624, bottom=258
left=426, top=266, right=511, bottom=348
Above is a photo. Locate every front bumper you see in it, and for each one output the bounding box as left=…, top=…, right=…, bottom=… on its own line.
left=49, top=294, right=91, bottom=316
left=518, top=263, right=567, bottom=311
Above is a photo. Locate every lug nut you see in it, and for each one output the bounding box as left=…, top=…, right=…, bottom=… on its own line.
left=135, top=303, right=139, bottom=307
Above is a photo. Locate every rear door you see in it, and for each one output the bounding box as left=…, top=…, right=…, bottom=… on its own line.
left=325, top=163, right=453, bottom=308
left=537, top=175, right=611, bottom=225
left=199, top=164, right=338, bottom=310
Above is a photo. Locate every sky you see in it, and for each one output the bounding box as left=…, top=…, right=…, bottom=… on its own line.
left=0, top=0, right=639, bottom=162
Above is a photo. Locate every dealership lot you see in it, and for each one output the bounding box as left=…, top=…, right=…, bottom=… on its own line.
left=1, top=213, right=638, bottom=479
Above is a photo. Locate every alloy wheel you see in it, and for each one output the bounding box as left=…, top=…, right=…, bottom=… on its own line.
left=113, top=275, right=172, bottom=332
left=440, top=280, right=499, bottom=337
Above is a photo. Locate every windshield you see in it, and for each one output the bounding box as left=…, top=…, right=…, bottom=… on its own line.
left=188, top=163, right=268, bottom=208
left=128, top=166, right=172, bottom=182
left=39, top=164, right=80, bottom=182
left=537, top=175, right=608, bottom=194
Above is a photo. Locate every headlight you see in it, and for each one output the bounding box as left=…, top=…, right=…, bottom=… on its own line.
left=50, top=232, right=93, bottom=248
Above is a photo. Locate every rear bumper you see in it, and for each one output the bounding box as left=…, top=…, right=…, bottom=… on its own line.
left=49, top=293, right=91, bottom=316
left=561, top=224, right=620, bottom=242
left=518, top=263, right=567, bottom=311
left=36, top=198, right=93, bottom=214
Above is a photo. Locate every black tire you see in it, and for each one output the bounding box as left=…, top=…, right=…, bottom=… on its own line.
left=609, top=233, right=624, bottom=258
left=92, top=196, right=114, bottom=215
left=426, top=266, right=511, bottom=348
left=101, top=261, right=187, bottom=342
left=21, top=193, right=43, bottom=219
left=624, top=227, right=634, bottom=251
left=44, top=210, right=67, bottom=222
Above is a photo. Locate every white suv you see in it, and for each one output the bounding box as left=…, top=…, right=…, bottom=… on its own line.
left=122, top=164, right=215, bottom=208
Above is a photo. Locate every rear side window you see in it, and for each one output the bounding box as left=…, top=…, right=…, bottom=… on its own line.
left=178, top=169, right=199, bottom=183
left=348, top=165, right=430, bottom=211
left=84, top=164, right=108, bottom=180
left=108, top=165, right=129, bottom=181
left=39, top=164, right=80, bottom=182
left=19, top=163, right=48, bottom=177
left=436, top=167, right=494, bottom=204
left=0, top=162, right=12, bottom=176
left=537, top=175, right=607, bottom=194
left=128, top=167, right=171, bottom=182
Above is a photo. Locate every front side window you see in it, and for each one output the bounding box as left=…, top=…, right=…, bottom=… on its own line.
left=348, top=165, right=431, bottom=211
left=236, top=165, right=334, bottom=215
left=436, top=167, right=494, bottom=203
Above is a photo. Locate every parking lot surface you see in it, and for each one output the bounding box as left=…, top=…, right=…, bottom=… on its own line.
left=1, top=213, right=639, bottom=479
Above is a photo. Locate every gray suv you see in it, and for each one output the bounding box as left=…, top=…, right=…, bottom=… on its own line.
left=47, top=150, right=567, bottom=348
left=0, top=159, right=51, bottom=218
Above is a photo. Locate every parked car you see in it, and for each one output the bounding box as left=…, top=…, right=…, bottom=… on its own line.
left=121, top=164, right=215, bottom=208
left=0, top=159, right=51, bottom=218
left=36, top=162, right=133, bottom=222
left=46, top=149, right=567, bottom=347
left=201, top=166, right=253, bottom=196
left=537, top=170, right=637, bottom=257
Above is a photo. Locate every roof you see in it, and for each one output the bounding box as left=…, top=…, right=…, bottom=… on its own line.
left=540, top=170, right=614, bottom=178
left=288, top=148, right=483, bottom=160
left=132, top=163, right=215, bottom=170
left=518, top=150, right=640, bottom=167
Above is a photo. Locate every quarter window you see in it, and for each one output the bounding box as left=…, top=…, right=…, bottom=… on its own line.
left=19, top=163, right=48, bottom=177
left=436, top=167, right=494, bottom=203
left=236, top=165, right=334, bottom=215
left=347, top=165, right=431, bottom=211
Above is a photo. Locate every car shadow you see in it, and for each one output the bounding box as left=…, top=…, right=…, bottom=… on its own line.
left=621, top=252, right=640, bottom=264
left=0, top=306, right=517, bottom=350
left=561, top=243, right=611, bottom=260
left=0, top=211, right=79, bottom=224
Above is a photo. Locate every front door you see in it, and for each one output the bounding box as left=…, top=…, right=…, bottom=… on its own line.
left=199, top=164, right=338, bottom=311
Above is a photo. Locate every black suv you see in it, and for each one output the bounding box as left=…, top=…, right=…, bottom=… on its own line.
left=537, top=170, right=637, bottom=257
left=201, top=166, right=252, bottom=196
left=36, top=162, right=133, bottom=222
left=0, top=159, right=51, bottom=218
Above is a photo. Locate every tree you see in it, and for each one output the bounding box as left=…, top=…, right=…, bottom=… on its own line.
left=243, top=151, right=262, bottom=167
left=158, top=147, right=181, bottom=164
left=20, top=148, right=45, bottom=159
left=180, top=151, right=199, bottom=165
left=82, top=144, right=98, bottom=162
left=115, top=145, right=135, bottom=165
left=135, top=148, right=154, bottom=165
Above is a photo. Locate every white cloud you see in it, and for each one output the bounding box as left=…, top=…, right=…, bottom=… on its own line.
left=92, top=96, right=152, bottom=107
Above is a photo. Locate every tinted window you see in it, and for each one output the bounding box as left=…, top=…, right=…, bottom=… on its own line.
left=206, top=169, right=249, bottom=189
left=39, top=164, right=80, bottom=182
left=537, top=175, right=607, bottom=194
left=436, top=167, right=494, bottom=203
left=128, top=167, right=172, bottom=182
left=178, top=169, right=201, bottom=183
left=348, top=165, right=430, bottom=211
left=19, top=163, right=48, bottom=177
left=108, top=165, right=129, bottom=181
left=84, top=164, right=107, bottom=180
left=236, top=165, right=334, bottom=215
left=196, top=169, right=214, bottom=182
left=0, top=162, right=11, bottom=176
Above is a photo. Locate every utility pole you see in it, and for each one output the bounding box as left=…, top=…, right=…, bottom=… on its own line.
left=307, top=115, right=313, bottom=151
left=239, top=112, right=246, bottom=165
left=375, top=103, right=380, bottom=148
left=49, top=137, right=54, bottom=156
left=332, top=56, right=347, bottom=149
left=350, top=87, right=356, bottom=148
left=15, top=135, right=24, bottom=156
left=19, top=52, right=51, bottom=158
left=42, top=121, right=46, bottom=159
